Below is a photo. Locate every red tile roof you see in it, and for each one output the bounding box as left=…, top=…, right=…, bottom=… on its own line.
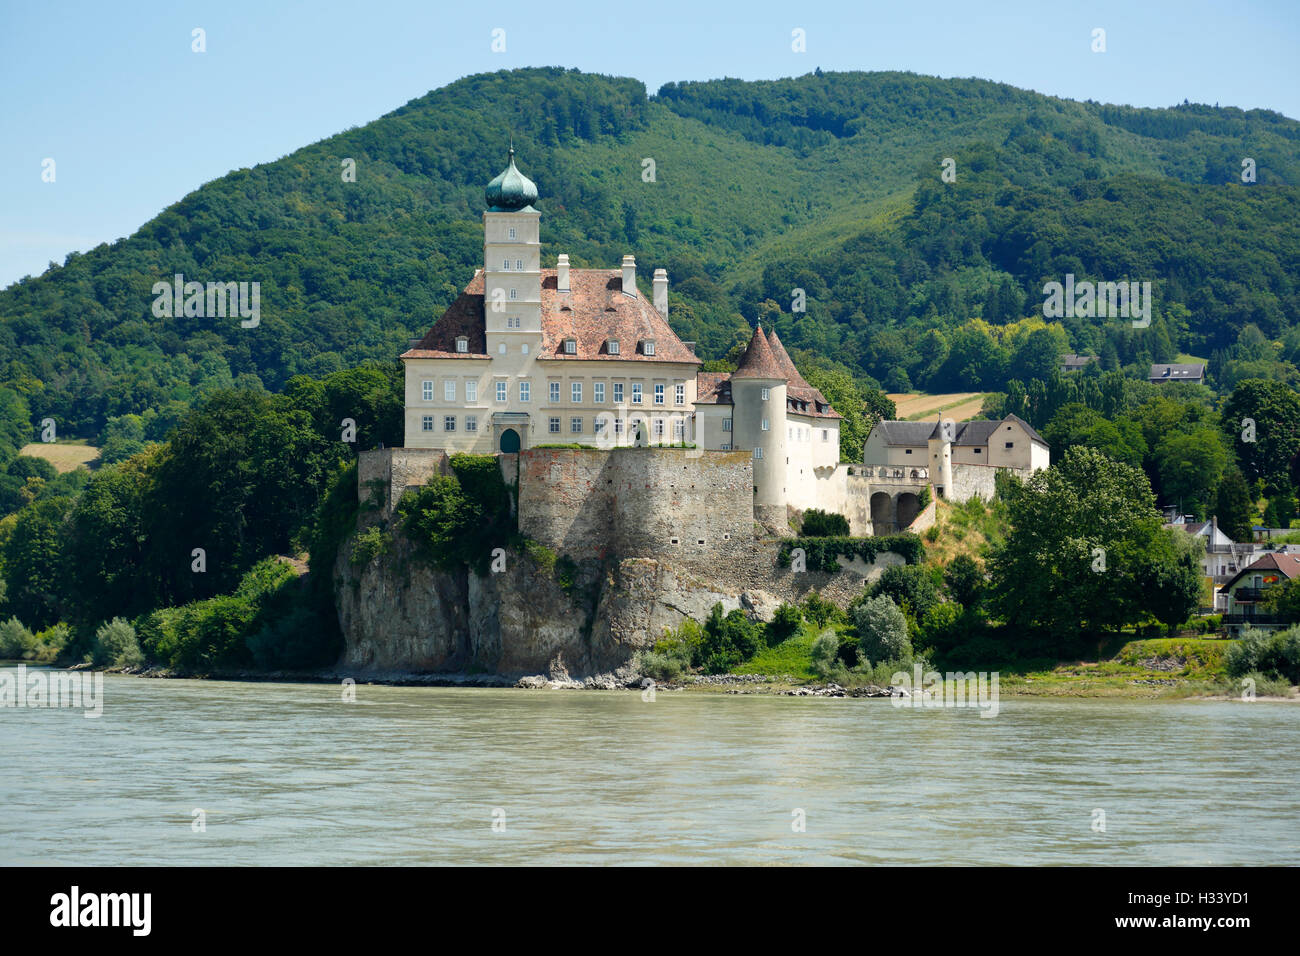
left=693, top=326, right=840, bottom=420
left=732, top=325, right=785, bottom=380
left=1223, top=551, right=1300, bottom=592
left=402, top=269, right=700, bottom=364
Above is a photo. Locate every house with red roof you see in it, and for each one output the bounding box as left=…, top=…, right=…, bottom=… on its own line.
left=1221, top=551, right=1300, bottom=634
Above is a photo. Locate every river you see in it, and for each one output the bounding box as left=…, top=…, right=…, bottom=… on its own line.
left=2, top=667, right=1297, bottom=865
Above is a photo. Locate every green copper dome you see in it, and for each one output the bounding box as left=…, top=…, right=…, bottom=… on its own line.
left=485, top=147, right=538, bottom=212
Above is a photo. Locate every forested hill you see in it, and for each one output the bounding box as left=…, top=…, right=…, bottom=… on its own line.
left=3, top=66, right=1299, bottom=442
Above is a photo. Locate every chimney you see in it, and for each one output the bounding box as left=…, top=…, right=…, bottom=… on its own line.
left=621, top=255, right=636, bottom=296
left=653, top=268, right=668, bottom=317
left=556, top=254, right=570, bottom=292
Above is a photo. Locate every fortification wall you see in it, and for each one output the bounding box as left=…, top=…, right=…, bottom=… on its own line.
left=358, top=448, right=450, bottom=517
left=949, top=463, right=1002, bottom=502
left=516, top=447, right=754, bottom=569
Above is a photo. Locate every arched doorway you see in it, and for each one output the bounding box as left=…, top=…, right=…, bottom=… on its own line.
left=896, top=492, right=921, bottom=529
left=500, top=428, right=520, bottom=453
left=870, top=492, right=894, bottom=532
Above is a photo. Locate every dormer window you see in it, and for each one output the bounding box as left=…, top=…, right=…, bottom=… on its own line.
left=607, top=339, right=620, bottom=355
left=455, top=337, right=468, bottom=353
left=642, top=340, right=655, bottom=356
left=564, top=339, right=577, bottom=355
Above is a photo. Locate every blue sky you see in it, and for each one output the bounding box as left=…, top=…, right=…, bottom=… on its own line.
left=2, top=0, right=1297, bottom=289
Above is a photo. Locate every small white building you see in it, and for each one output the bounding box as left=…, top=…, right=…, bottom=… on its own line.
left=862, top=415, right=1049, bottom=500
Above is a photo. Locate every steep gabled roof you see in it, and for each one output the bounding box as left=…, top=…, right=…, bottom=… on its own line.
left=1222, top=552, right=1300, bottom=593
left=873, top=413, right=1047, bottom=448
left=401, top=269, right=700, bottom=364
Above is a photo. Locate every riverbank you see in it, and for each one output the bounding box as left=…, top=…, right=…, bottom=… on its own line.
left=39, top=659, right=1295, bottom=701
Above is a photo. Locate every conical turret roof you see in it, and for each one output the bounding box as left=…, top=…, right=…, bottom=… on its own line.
left=764, top=327, right=811, bottom=388
left=732, top=324, right=785, bottom=380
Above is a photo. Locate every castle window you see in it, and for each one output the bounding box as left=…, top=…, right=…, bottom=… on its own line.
left=444, top=381, right=456, bottom=401
left=721, top=443, right=731, bottom=451
left=761, top=388, right=770, bottom=401
left=564, top=339, right=577, bottom=354
left=519, top=381, right=530, bottom=402
left=549, top=382, right=560, bottom=403
left=496, top=381, right=507, bottom=402
left=594, top=382, right=605, bottom=403
left=654, top=384, right=665, bottom=405
left=570, top=417, right=583, bottom=434
left=822, top=429, right=828, bottom=441
left=631, top=384, right=642, bottom=404
left=1005, top=442, right=1014, bottom=449
left=723, top=419, right=732, bottom=432
left=595, top=418, right=607, bottom=435
left=506, top=317, right=520, bottom=329
left=674, top=419, right=685, bottom=440
left=422, top=416, right=434, bottom=432
left=675, top=384, right=685, bottom=405
left=422, top=380, right=433, bottom=401
left=508, top=227, right=516, bottom=239
left=521, top=344, right=529, bottom=355
left=697, top=539, right=704, bottom=545
left=516, top=259, right=523, bottom=271
left=466, top=381, right=477, bottom=402
left=499, top=344, right=507, bottom=355
left=614, top=419, right=624, bottom=435
left=509, top=289, right=518, bottom=300
left=974, top=447, right=982, bottom=454
left=607, top=339, right=620, bottom=355
left=572, top=382, right=582, bottom=403
left=654, top=419, right=665, bottom=438
left=754, top=447, right=763, bottom=459
left=671, top=537, right=679, bottom=545
left=456, top=337, right=468, bottom=353
left=905, top=448, right=913, bottom=455
left=444, top=416, right=456, bottom=432
left=613, top=383, right=624, bottom=403
left=466, top=416, right=478, bottom=432
left=642, top=340, right=656, bottom=356
left=762, top=418, right=769, bottom=431
left=549, top=417, right=561, bottom=433
left=503, top=259, right=510, bottom=270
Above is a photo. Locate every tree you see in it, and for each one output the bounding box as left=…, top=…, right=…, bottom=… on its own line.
left=1215, top=469, right=1255, bottom=542
left=988, top=446, right=1184, bottom=639
left=1222, top=380, right=1300, bottom=493
left=854, top=594, right=911, bottom=665
left=1, top=496, right=73, bottom=629
left=1154, top=427, right=1229, bottom=517
left=871, top=563, right=942, bottom=624
left=943, top=554, right=984, bottom=608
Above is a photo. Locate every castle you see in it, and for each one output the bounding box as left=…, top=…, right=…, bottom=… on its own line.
left=370, top=149, right=1047, bottom=539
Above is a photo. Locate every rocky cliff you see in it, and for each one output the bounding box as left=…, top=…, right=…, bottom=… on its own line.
left=334, top=524, right=904, bottom=681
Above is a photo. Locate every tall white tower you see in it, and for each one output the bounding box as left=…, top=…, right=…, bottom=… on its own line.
left=482, top=147, right=542, bottom=357
left=731, top=325, right=789, bottom=530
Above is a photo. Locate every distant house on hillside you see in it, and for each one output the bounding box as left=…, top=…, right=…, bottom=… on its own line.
left=1061, top=354, right=1097, bottom=372
left=1150, top=362, right=1205, bottom=384
left=1221, top=552, right=1300, bottom=635
left=1165, top=515, right=1251, bottom=610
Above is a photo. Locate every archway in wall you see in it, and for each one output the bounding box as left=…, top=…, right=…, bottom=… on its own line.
left=896, top=492, right=921, bottom=529
left=500, top=428, right=520, bottom=453
left=870, top=492, right=894, bottom=532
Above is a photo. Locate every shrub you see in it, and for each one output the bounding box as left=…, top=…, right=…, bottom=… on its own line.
left=30, top=622, right=70, bottom=663
left=778, top=533, right=925, bottom=573
left=854, top=595, right=912, bottom=665
left=694, top=603, right=764, bottom=674
left=809, top=628, right=841, bottom=678
left=800, top=509, right=850, bottom=537
left=768, top=602, right=803, bottom=645
left=1240, top=671, right=1293, bottom=698
left=349, top=526, right=392, bottom=567
left=872, top=563, right=943, bottom=622
left=0, top=616, right=35, bottom=660
left=801, top=590, right=844, bottom=628
left=94, top=617, right=144, bottom=668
